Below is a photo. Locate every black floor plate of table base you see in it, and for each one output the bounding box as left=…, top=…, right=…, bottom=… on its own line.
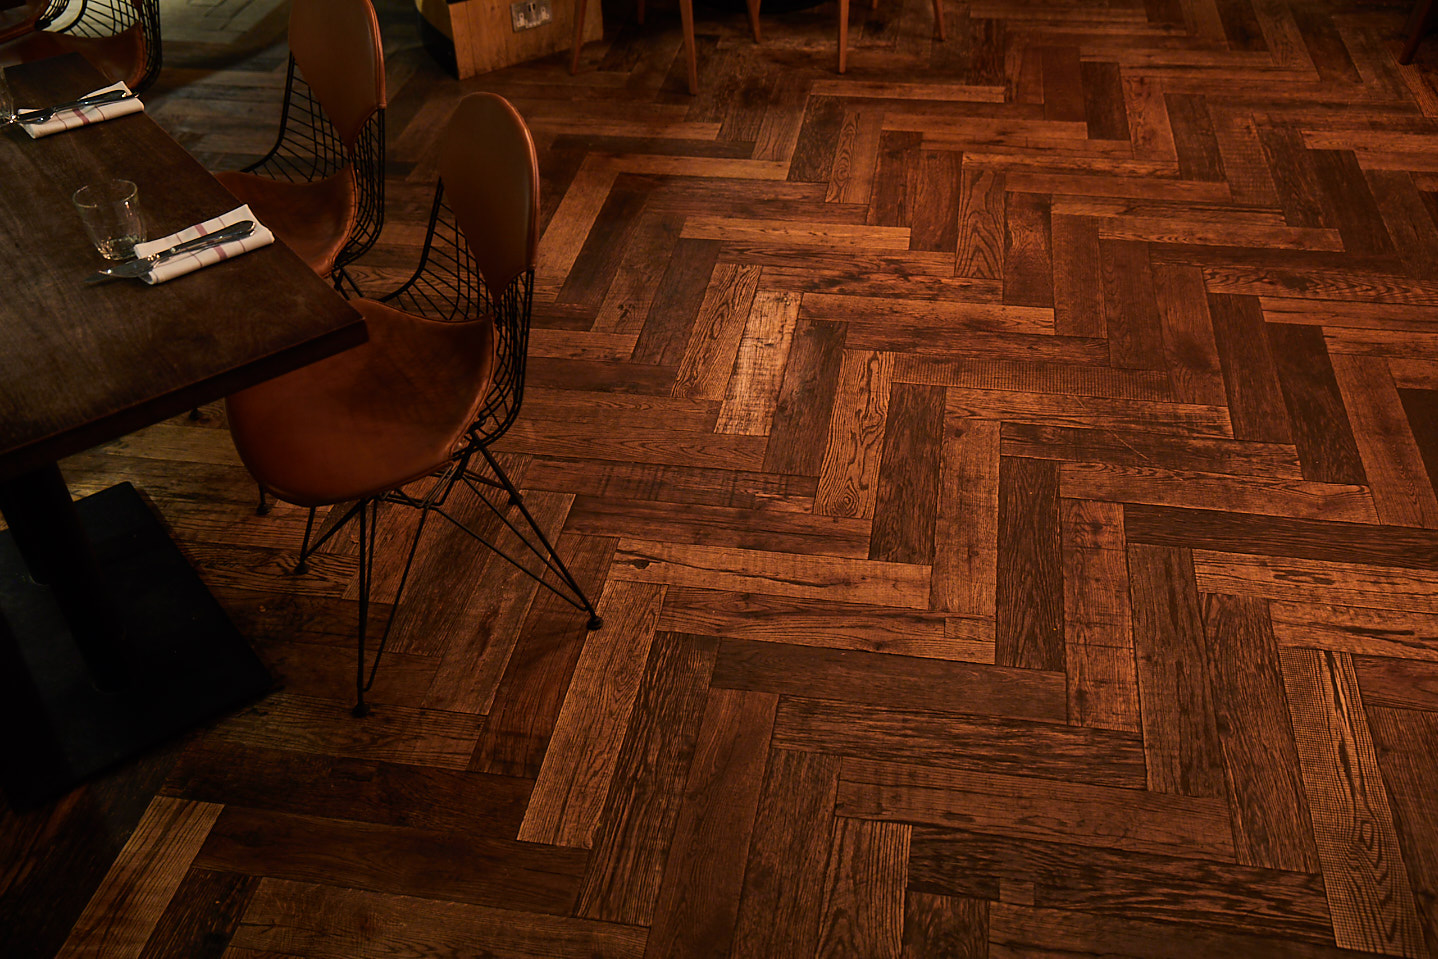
left=0, top=482, right=272, bottom=811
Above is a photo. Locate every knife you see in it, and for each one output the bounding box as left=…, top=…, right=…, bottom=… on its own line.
left=84, top=220, right=257, bottom=284
left=18, top=89, right=134, bottom=125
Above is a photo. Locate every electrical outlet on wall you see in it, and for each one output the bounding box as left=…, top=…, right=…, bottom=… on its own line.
left=510, top=0, right=551, bottom=31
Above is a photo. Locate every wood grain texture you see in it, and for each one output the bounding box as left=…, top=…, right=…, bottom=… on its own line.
left=56, top=798, right=222, bottom=959
left=995, top=455, right=1064, bottom=671
left=1280, top=648, right=1426, bottom=957
left=20, top=4, right=1438, bottom=957
left=1202, top=593, right=1320, bottom=873
left=1126, top=544, right=1225, bottom=798
left=1062, top=499, right=1140, bottom=732
left=520, top=580, right=665, bottom=848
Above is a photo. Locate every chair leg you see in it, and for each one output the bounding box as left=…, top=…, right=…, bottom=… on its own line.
left=932, top=0, right=945, bottom=40
left=467, top=447, right=603, bottom=630
left=746, top=0, right=761, bottom=43
left=256, top=486, right=271, bottom=516
left=838, top=0, right=849, bottom=73
left=353, top=500, right=374, bottom=717
left=679, top=0, right=698, bottom=94
left=569, top=0, right=587, bottom=74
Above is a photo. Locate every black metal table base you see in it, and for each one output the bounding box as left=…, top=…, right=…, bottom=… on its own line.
left=0, top=482, right=272, bottom=811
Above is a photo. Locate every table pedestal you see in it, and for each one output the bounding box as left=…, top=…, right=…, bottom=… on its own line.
left=0, top=480, right=272, bottom=810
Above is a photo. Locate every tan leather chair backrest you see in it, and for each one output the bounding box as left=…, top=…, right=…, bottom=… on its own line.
left=438, top=93, right=540, bottom=301
left=288, top=0, right=385, bottom=146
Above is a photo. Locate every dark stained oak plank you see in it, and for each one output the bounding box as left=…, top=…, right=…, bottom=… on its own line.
left=1003, top=191, right=1054, bottom=309
left=840, top=758, right=1235, bottom=861
left=1207, top=292, right=1294, bottom=445
left=813, top=818, right=909, bottom=958
left=519, top=580, right=665, bottom=848
left=870, top=383, right=944, bottom=564
left=1266, top=323, right=1369, bottom=487
left=1202, top=594, right=1321, bottom=873
left=136, top=868, right=256, bottom=959
left=1369, top=706, right=1438, bottom=958
left=901, top=893, right=987, bottom=959
left=710, top=640, right=1066, bottom=722
left=577, top=633, right=718, bottom=925
left=1051, top=214, right=1105, bottom=339
left=930, top=411, right=1000, bottom=620
left=772, top=698, right=1147, bottom=789
left=954, top=163, right=1006, bottom=279
left=1280, top=649, right=1426, bottom=957
left=1061, top=499, right=1140, bottom=732
left=730, top=749, right=841, bottom=959
left=196, top=806, right=589, bottom=916
left=631, top=239, right=722, bottom=368
left=1124, top=504, right=1438, bottom=568
left=764, top=318, right=847, bottom=476
left=1166, top=93, right=1225, bottom=182
left=1100, top=239, right=1168, bottom=371
left=995, top=455, right=1064, bottom=672
left=1126, top=544, right=1226, bottom=798
left=909, top=150, right=963, bottom=254
left=54, top=798, right=222, bottom=959
left=644, top=688, right=777, bottom=959
left=228, top=878, right=647, bottom=958
left=469, top=532, right=618, bottom=778
left=910, top=828, right=1335, bottom=942
left=162, top=742, right=533, bottom=838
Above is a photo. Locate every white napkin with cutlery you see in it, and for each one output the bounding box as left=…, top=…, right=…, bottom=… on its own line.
left=18, top=82, right=145, bottom=139
left=132, top=205, right=275, bottom=284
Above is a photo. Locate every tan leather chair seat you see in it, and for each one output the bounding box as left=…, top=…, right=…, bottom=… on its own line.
left=227, top=298, right=495, bottom=508
left=214, top=168, right=357, bottom=279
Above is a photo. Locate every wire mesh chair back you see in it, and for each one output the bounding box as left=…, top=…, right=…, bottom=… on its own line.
left=35, top=0, right=160, bottom=92
left=243, top=59, right=385, bottom=271
left=383, top=185, right=533, bottom=447
left=380, top=94, right=540, bottom=447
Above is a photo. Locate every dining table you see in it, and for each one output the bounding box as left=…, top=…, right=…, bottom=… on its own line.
left=0, top=54, right=367, bottom=809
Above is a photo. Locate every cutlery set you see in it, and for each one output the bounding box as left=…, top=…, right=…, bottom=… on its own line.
left=17, top=88, right=134, bottom=125
left=84, top=220, right=257, bottom=284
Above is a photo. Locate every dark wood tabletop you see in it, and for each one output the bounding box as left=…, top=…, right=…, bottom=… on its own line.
left=0, top=54, right=366, bottom=482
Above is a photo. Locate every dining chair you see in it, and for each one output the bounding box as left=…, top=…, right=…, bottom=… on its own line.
left=213, top=0, right=385, bottom=291
left=835, top=0, right=943, bottom=73
left=568, top=0, right=760, bottom=95
left=0, top=0, right=161, bottom=93
left=226, top=92, right=603, bottom=718
left=0, top=0, right=46, bottom=43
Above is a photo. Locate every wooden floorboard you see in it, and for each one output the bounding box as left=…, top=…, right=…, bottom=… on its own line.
left=9, top=0, right=1438, bottom=954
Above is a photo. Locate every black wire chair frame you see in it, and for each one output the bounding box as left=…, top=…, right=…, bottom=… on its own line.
left=242, top=58, right=385, bottom=292
left=277, top=182, right=602, bottom=717
left=32, top=0, right=161, bottom=93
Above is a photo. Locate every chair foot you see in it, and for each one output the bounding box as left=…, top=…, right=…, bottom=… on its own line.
left=294, top=559, right=308, bottom=575
left=188, top=407, right=202, bottom=421
left=587, top=614, right=603, bottom=630
left=351, top=700, right=371, bottom=718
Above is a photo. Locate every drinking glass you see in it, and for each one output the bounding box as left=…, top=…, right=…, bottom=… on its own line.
left=0, top=74, right=16, bottom=127
left=72, top=179, right=145, bottom=260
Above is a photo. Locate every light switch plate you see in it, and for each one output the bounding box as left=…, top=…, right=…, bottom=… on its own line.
left=510, top=0, right=551, bottom=32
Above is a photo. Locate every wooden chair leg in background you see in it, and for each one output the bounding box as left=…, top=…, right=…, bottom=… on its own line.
left=572, top=0, right=696, bottom=93
left=746, top=0, right=760, bottom=43
left=838, top=0, right=848, bottom=72
left=678, top=0, right=697, bottom=93
left=569, top=0, right=586, bottom=73
left=1402, top=0, right=1436, bottom=63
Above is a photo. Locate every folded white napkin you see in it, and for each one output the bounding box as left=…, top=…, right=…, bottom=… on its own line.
left=132, top=204, right=275, bottom=285
left=19, top=82, right=145, bottom=139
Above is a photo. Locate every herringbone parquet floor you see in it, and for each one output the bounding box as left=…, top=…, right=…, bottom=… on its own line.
left=8, top=0, right=1438, bottom=955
